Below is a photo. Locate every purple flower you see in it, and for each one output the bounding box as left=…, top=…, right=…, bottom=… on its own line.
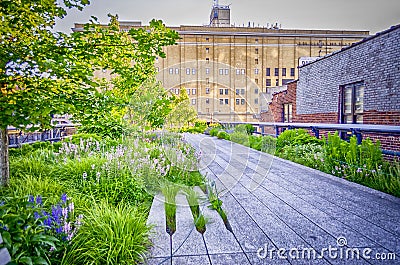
left=52, top=205, right=62, bottom=224
left=68, top=202, right=74, bottom=212
left=36, top=195, right=42, bottom=205
left=34, top=212, right=41, bottom=220
left=61, top=194, right=67, bottom=204
left=62, top=207, right=68, bottom=219
left=356, top=168, right=362, bottom=173
left=28, top=195, right=34, bottom=203
left=63, top=222, right=71, bottom=234
left=44, top=216, right=52, bottom=227
left=55, top=226, right=63, bottom=234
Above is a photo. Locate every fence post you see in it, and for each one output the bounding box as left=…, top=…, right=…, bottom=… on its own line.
left=312, top=127, right=320, bottom=139
left=351, top=129, right=363, bottom=144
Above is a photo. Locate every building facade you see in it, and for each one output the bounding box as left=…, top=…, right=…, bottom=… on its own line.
left=73, top=4, right=369, bottom=122
left=260, top=25, right=400, bottom=152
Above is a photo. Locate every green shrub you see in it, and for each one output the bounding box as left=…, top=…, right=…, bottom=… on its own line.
left=234, top=124, right=255, bottom=135
left=230, top=131, right=250, bottom=147
left=69, top=133, right=102, bottom=144
left=217, top=131, right=230, bottom=140
left=249, top=135, right=262, bottom=150
left=260, top=136, right=277, bottom=155
left=276, top=129, right=321, bottom=151
left=62, top=201, right=151, bottom=265
left=209, top=127, right=221, bottom=137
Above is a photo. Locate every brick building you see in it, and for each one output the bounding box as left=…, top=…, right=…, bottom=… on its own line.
left=73, top=3, right=368, bottom=122
left=260, top=24, right=400, bottom=152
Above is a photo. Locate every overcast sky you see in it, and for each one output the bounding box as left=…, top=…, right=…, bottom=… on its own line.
left=55, top=0, right=400, bottom=34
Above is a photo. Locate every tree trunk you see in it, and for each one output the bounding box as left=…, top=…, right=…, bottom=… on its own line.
left=0, top=128, right=9, bottom=187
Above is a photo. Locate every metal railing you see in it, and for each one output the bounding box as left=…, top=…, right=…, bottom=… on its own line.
left=8, top=124, right=77, bottom=148
left=219, top=121, right=400, bottom=156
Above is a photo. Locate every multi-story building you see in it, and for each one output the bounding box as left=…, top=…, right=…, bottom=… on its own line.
left=73, top=3, right=369, bottom=122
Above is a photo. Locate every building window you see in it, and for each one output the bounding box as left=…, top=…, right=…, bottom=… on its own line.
left=175, top=89, right=180, bottom=95
left=206, top=47, right=210, bottom=53
left=169, top=68, right=173, bottom=74
left=206, top=58, right=210, bottom=64
left=236, top=69, right=241, bottom=75
left=235, top=99, right=239, bottom=105
left=206, top=37, right=210, bottom=42
left=224, top=69, right=229, bottom=75
left=255, top=78, right=259, bottom=84
left=206, top=98, right=210, bottom=104
left=255, top=38, right=259, bottom=44
left=192, top=88, right=196, bottom=95
left=266, top=79, right=271, bottom=86
left=186, top=89, right=190, bottom=95
left=155, top=67, right=159, bottom=73
left=219, top=89, right=224, bottom=95
left=341, top=82, right=365, bottom=124
left=255, top=58, right=259, bottom=65
left=174, top=68, right=179, bottom=75
left=219, top=69, right=224, bottom=75
left=290, top=68, right=295, bottom=76
left=225, top=99, right=229, bottom=104
left=205, top=68, right=210, bottom=75
left=255, top=48, right=259, bottom=54
left=241, top=69, right=246, bottom=75
left=255, top=68, right=259, bottom=75
left=255, top=98, right=259, bottom=105
left=186, top=68, right=190, bottom=75
left=282, top=68, right=286, bottom=76
left=240, top=89, right=245, bottom=95
left=206, top=78, right=209, bottom=84
left=275, top=79, right=279, bottom=86
left=192, top=69, right=196, bottom=75
left=205, top=87, right=210, bottom=94
left=219, top=99, right=224, bottom=105
left=266, top=68, right=271, bottom=76
left=255, top=88, right=259, bottom=94
left=274, top=68, right=279, bottom=76
left=235, top=89, right=239, bottom=95
left=283, top=103, right=293, bottom=123
left=241, top=99, right=245, bottom=105
left=192, top=99, right=196, bottom=105
left=224, top=89, right=229, bottom=95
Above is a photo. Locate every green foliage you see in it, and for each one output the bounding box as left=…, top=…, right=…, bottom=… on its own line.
left=230, top=131, right=250, bottom=147
left=276, top=129, right=322, bottom=152
left=0, top=194, right=82, bottom=265
left=209, top=127, right=221, bottom=137
left=217, top=131, right=230, bottom=140
left=63, top=201, right=151, bottom=265
left=234, top=124, right=255, bottom=135
left=260, top=136, right=277, bottom=155
left=179, top=120, right=208, bottom=134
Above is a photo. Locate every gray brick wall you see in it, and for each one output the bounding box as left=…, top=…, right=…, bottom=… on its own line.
left=297, top=26, right=400, bottom=115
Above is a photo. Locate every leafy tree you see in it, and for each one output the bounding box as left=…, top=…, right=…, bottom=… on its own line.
left=0, top=1, right=179, bottom=186
left=165, top=89, right=198, bottom=129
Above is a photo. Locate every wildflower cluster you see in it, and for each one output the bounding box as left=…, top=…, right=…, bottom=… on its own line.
left=29, top=194, right=83, bottom=242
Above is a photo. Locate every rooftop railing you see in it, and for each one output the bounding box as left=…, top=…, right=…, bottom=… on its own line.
left=219, top=121, right=400, bottom=156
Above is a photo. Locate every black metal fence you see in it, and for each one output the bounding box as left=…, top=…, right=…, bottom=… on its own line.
left=8, top=124, right=77, bottom=148
left=220, top=122, right=400, bottom=156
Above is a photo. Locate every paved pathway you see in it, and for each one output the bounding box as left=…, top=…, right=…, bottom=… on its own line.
left=146, top=134, right=400, bottom=265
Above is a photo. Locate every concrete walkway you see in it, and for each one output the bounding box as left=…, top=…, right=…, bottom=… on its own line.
left=146, top=134, right=400, bottom=265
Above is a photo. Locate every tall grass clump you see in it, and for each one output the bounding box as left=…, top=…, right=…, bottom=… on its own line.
left=62, top=201, right=151, bottom=265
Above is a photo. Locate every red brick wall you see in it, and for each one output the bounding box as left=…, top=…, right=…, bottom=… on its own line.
left=259, top=81, right=400, bottom=155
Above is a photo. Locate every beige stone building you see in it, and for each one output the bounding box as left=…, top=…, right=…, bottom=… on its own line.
left=73, top=3, right=369, bottom=122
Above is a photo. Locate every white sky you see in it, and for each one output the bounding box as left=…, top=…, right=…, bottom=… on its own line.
left=55, top=0, right=400, bottom=34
